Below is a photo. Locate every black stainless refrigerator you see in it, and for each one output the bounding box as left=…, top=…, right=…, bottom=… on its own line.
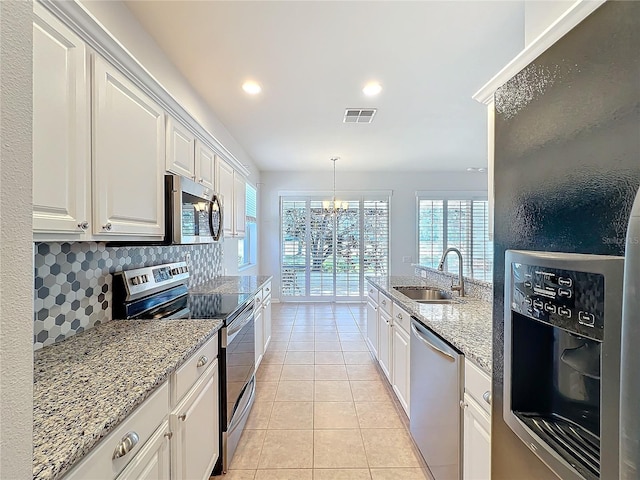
left=620, top=191, right=640, bottom=478
left=492, top=1, right=640, bottom=478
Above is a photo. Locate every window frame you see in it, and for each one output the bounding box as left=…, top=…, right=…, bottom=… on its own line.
left=415, top=190, right=492, bottom=283
left=238, top=182, right=257, bottom=271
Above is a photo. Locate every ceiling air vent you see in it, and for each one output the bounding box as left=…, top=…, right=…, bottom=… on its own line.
left=343, top=108, right=377, bottom=124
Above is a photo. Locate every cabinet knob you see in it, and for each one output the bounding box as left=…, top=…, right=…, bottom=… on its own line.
left=163, top=431, right=173, bottom=440
left=397, top=313, right=403, bottom=320
left=112, top=431, right=139, bottom=460
left=483, top=391, right=492, bottom=405
left=459, top=400, right=468, bottom=409
left=77, top=221, right=89, bottom=230
left=196, top=355, right=209, bottom=368
left=103, top=222, right=113, bottom=231
left=178, top=414, right=187, bottom=421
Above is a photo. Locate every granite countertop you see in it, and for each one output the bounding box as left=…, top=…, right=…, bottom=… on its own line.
left=33, top=318, right=223, bottom=480
left=189, top=275, right=273, bottom=294
left=367, top=275, right=493, bottom=373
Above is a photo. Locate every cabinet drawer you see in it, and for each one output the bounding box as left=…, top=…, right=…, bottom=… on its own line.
left=379, top=293, right=392, bottom=315
left=465, top=359, right=491, bottom=414
left=392, top=303, right=411, bottom=333
left=263, top=282, right=272, bottom=299
left=367, top=283, right=378, bottom=304
left=172, top=334, right=218, bottom=406
left=64, top=382, right=169, bottom=480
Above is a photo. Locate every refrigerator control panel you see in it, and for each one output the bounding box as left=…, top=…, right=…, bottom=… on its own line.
left=510, top=262, right=605, bottom=340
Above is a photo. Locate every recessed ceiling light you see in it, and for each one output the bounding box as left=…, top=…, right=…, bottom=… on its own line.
left=242, top=81, right=262, bottom=95
left=363, top=82, right=382, bottom=96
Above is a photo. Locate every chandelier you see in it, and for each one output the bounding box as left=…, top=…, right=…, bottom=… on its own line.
left=323, top=157, right=348, bottom=213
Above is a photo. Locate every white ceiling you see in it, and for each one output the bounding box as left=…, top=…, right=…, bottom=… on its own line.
left=125, top=1, right=524, bottom=172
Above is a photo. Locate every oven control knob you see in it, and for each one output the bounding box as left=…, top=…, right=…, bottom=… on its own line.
left=533, top=299, right=543, bottom=309
left=131, top=277, right=139, bottom=285
left=171, top=268, right=179, bottom=275
left=544, top=303, right=557, bottom=314
left=524, top=281, right=532, bottom=289
left=524, top=297, right=533, bottom=306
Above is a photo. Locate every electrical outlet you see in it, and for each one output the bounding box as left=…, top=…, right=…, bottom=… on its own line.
left=421, top=270, right=427, bottom=278
left=185, top=253, right=191, bottom=262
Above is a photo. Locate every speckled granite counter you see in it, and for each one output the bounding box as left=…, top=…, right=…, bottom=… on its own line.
left=367, top=275, right=493, bottom=373
left=189, top=275, right=272, bottom=294
left=33, top=319, right=223, bottom=480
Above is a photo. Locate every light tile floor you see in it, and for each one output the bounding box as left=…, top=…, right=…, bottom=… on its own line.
left=224, top=302, right=430, bottom=480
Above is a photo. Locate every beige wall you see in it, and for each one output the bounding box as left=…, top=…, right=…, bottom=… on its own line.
left=0, top=1, right=34, bottom=477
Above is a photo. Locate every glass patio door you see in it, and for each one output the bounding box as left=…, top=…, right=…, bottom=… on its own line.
left=281, top=196, right=388, bottom=301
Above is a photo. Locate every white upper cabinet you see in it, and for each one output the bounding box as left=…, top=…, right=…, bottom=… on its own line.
left=33, top=4, right=90, bottom=239
left=166, top=117, right=196, bottom=179
left=216, top=155, right=245, bottom=238
left=195, top=141, right=215, bottom=191
left=92, top=55, right=165, bottom=238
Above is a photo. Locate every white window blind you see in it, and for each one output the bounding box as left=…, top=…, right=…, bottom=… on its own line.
left=280, top=196, right=389, bottom=299
left=418, top=198, right=493, bottom=282
left=246, top=184, right=257, bottom=222
left=239, top=183, right=258, bottom=268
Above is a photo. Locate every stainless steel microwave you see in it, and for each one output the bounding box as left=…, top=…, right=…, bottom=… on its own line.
left=166, top=174, right=223, bottom=244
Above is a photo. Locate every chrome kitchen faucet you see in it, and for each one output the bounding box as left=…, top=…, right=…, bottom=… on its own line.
left=438, top=247, right=465, bottom=297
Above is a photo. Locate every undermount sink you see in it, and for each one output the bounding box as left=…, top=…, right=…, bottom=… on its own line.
left=393, top=286, right=460, bottom=304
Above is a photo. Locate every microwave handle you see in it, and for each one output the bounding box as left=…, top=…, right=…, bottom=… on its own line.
left=210, top=195, right=222, bottom=241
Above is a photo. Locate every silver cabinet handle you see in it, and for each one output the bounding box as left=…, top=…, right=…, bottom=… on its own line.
left=78, top=221, right=89, bottom=230
left=178, top=414, right=187, bottom=421
left=483, top=391, right=492, bottom=405
left=103, top=222, right=112, bottom=231
left=112, top=431, right=139, bottom=460
left=460, top=400, right=468, bottom=409
left=196, top=355, right=208, bottom=368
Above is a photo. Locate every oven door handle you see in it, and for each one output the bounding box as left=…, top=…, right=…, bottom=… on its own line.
left=228, top=378, right=256, bottom=432
left=226, top=311, right=254, bottom=344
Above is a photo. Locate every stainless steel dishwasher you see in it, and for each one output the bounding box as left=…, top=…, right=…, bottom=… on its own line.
left=410, top=318, right=464, bottom=480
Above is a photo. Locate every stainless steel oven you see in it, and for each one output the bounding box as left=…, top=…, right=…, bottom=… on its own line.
left=219, top=300, right=255, bottom=473
left=166, top=174, right=222, bottom=244
left=504, top=250, right=624, bottom=480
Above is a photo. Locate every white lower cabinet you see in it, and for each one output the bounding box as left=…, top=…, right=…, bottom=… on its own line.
left=462, top=360, right=492, bottom=480
left=366, top=298, right=379, bottom=356
left=392, top=323, right=410, bottom=415
left=171, top=363, right=219, bottom=480
left=462, top=394, right=491, bottom=480
left=63, top=335, right=219, bottom=480
left=263, top=289, right=272, bottom=352
left=116, top=420, right=171, bottom=480
left=255, top=297, right=264, bottom=368
left=378, top=308, right=393, bottom=381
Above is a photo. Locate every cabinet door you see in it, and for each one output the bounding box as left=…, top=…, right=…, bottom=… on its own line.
left=463, top=395, right=491, bottom=480
left=234, top=171, right=246, bottom=238
left=392, top=325, right=410, bottom=415
left=172, top=364, right=219, bottom=480
left=116, top=420, right=171, bottom=480
left=195, top=141, right=215, bottom=190
left=166, top=116, right=195, bottom=179
left=366, top=300, right=379, bottom=357
left=263, top=294, right=272, bottom=352
left=378, top=310, right=392, bottom=381
left=92, top=55, right=165, bottom=238
left=216, top=156, right=234, bottom=237
left=255, top=301, right=264, bottom=368
left=32, top=4, right=90, bottom=238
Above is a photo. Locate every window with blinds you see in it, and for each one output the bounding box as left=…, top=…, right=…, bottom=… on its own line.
left=418, top=198, right=493, bottom=282
left=239, top=183, right=257, bottom=268
left=280, top=196, right=389, bottom=299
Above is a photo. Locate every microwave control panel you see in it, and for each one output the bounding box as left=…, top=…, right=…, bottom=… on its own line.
left=510, top=262, right=605, bottom=340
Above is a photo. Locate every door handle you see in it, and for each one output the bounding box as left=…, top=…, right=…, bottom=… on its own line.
left=410, top=323, right=455, bottom=361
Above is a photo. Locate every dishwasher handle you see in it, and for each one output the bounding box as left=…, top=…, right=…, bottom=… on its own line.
left=411, top=322, right=455, bottom=362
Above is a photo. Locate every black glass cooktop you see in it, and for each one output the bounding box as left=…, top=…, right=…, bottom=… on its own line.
left=186, top=293, right=253, bottom=320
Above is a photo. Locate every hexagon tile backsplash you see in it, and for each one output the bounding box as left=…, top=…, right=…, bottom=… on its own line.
left=33, top=241, right=223, bottom=350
